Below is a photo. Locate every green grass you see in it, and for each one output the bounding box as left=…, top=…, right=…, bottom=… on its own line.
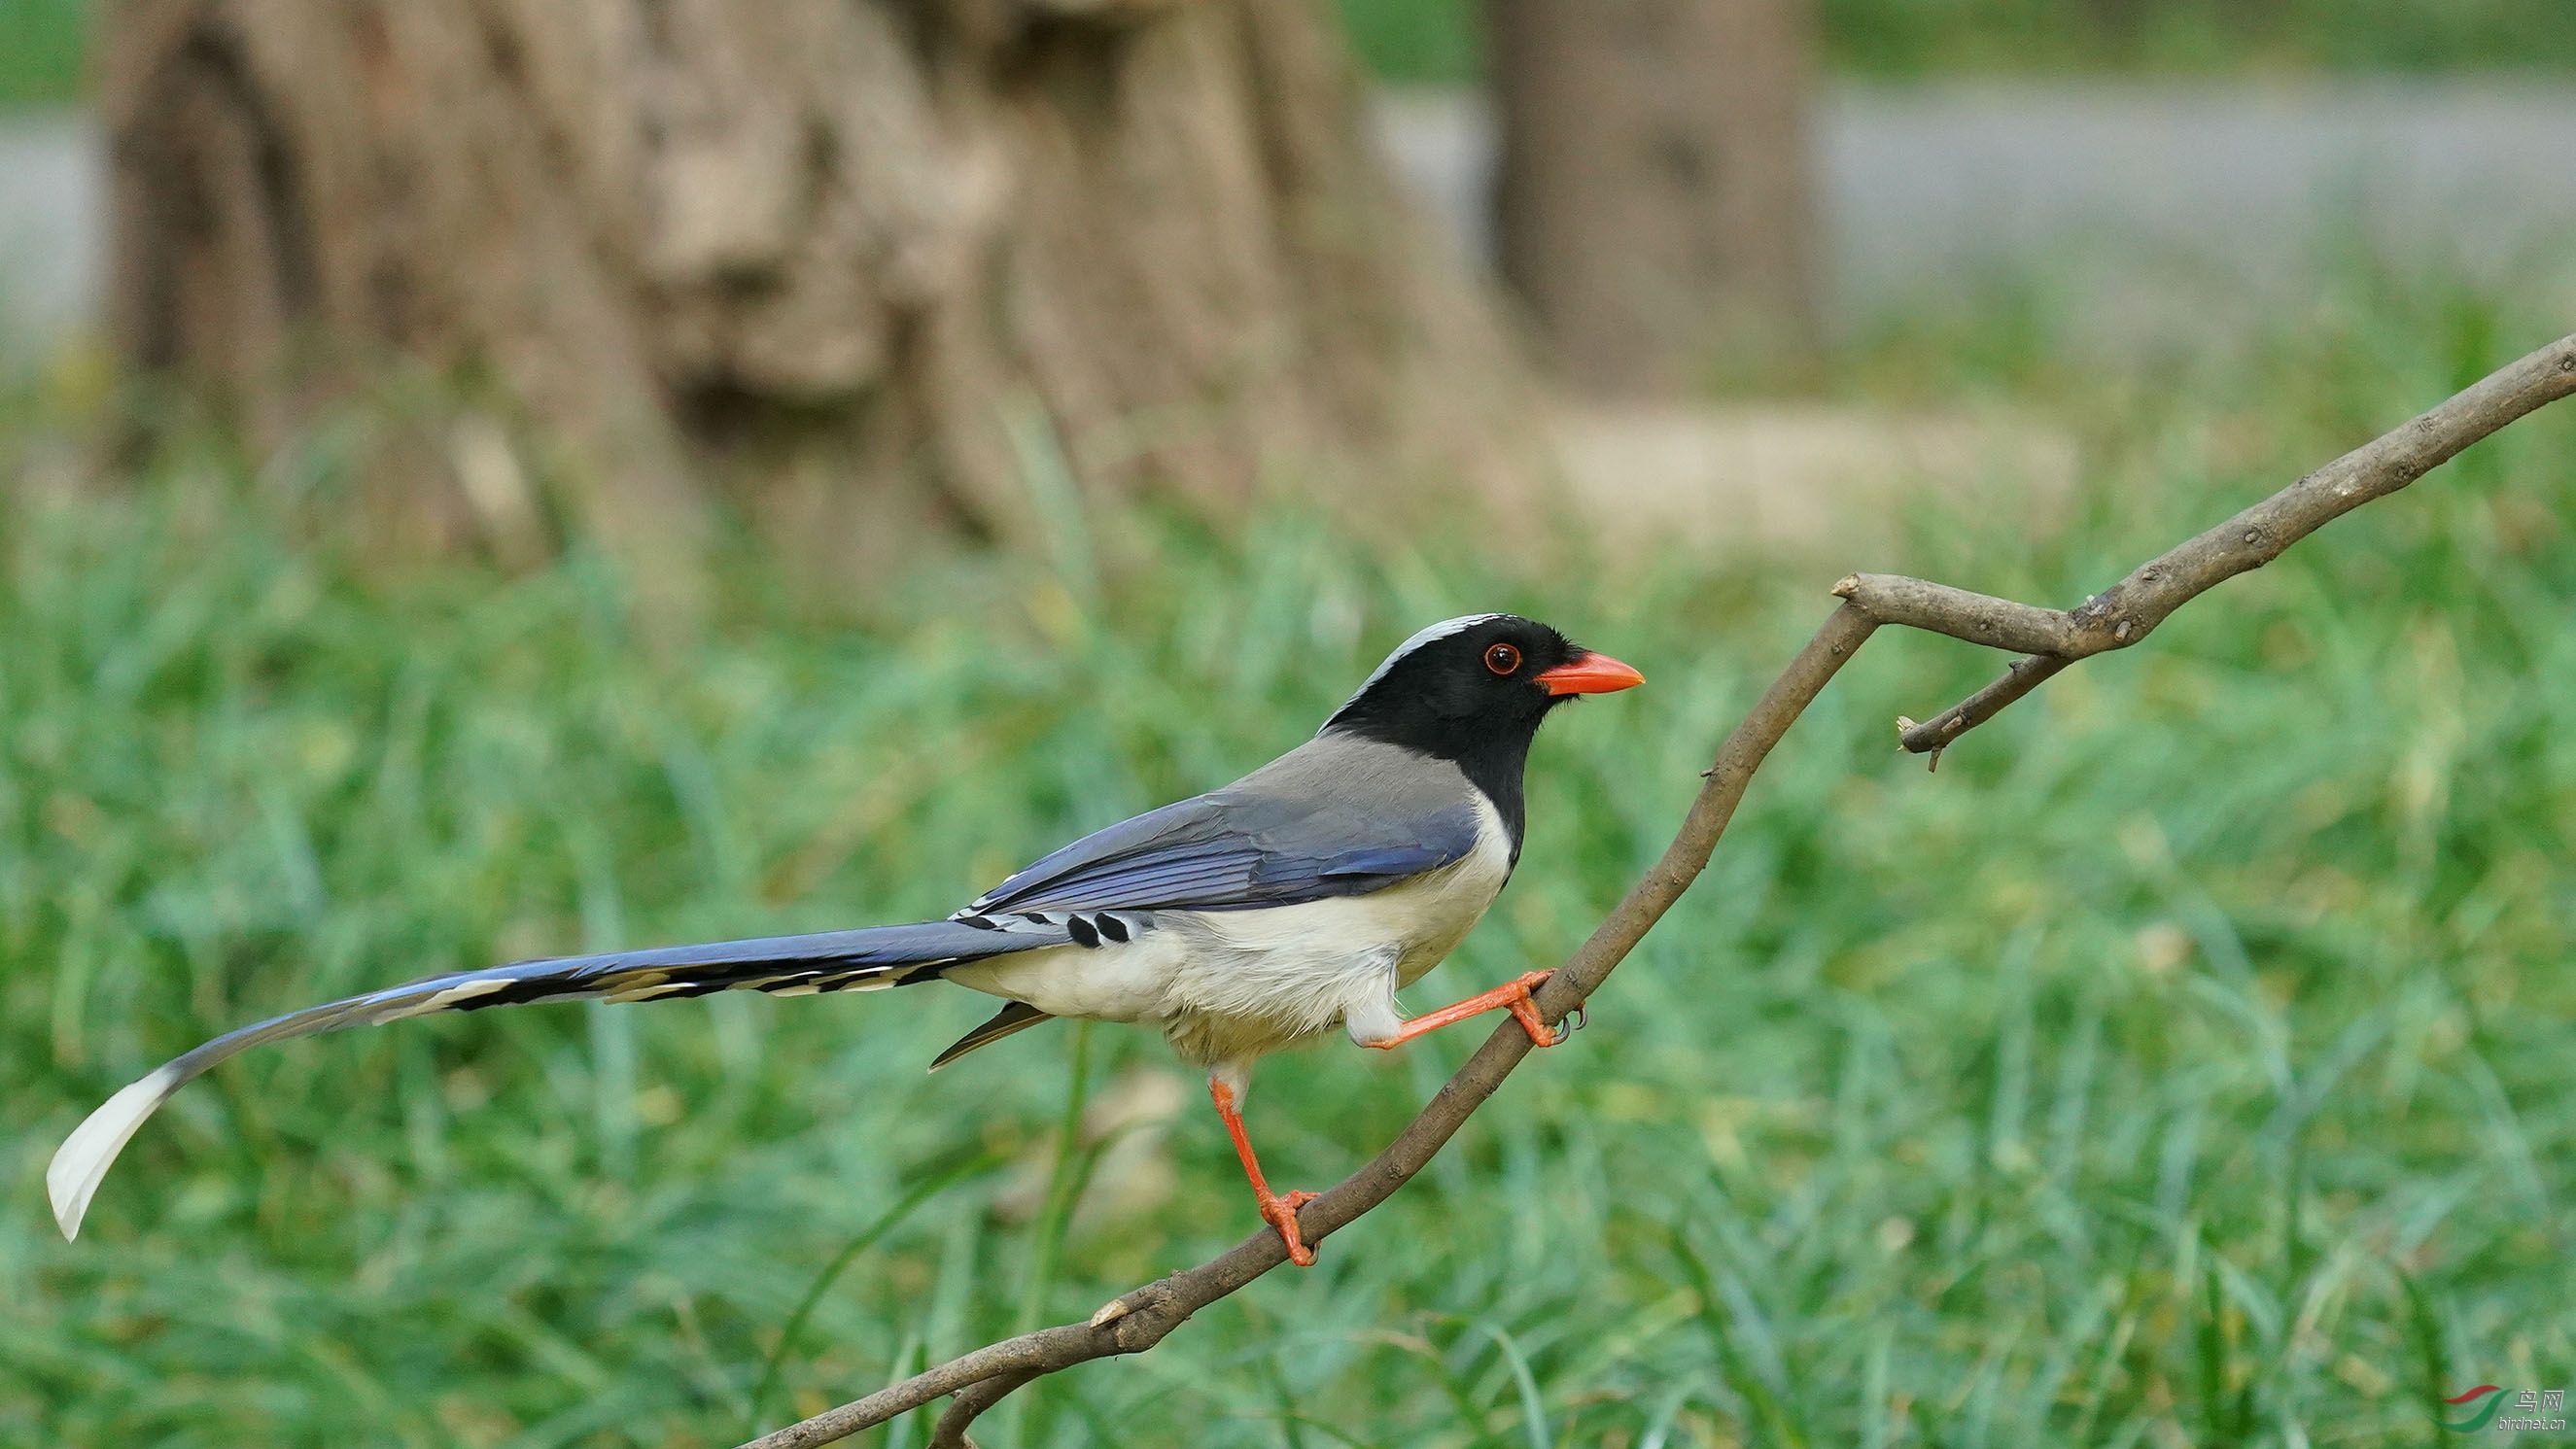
left=1818, top=0, right=2576, bottom=80
left=1340, top=0, right=2576, bottom=84
left=0, top=0, right=80, bottom=106
left=4, top=277, right=2575, bottom=1448
left=1340, top=0, right=1484, bottom=87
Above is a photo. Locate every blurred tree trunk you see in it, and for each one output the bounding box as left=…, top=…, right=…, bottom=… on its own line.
left=1488, top=0, right=1821, bottom=396
left=101, top=0, right=1551, bottom=601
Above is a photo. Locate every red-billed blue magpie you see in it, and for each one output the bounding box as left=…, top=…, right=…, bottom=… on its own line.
left=51, top=614, right=1642, bottom=1263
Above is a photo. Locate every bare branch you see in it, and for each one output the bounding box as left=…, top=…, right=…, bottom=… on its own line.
left=925, top=1371, right=1033, bottom=1449
left=1896, top=654, right=2071, bottom=770
left=1830, top=573, right=2078, bottom=655
left=742, top=329, right=2576, bottom=1447
left=1857, top=332, right=2576, bottom=755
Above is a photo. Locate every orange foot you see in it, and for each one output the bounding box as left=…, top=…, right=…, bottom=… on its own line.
left=1369, top=969, right=1569, bottom=1052
left=1210, top=1076, right=1327, bottom=1266
left=1496, top=969, right=1564, bottom=1048
left=1258, top=1189, right=1322, bottom=1265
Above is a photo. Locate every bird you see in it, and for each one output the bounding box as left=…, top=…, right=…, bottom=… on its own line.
left=49, top=613, right=1642, bottom=1264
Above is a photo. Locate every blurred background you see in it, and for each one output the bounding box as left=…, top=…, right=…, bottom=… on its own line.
left=4, top=1, right=2573, bottom=1445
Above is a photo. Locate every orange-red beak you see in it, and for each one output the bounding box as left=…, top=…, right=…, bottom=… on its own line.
left=1536, top=651, right=1646, bottom=696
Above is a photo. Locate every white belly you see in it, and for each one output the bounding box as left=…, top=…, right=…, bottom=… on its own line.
left=940, top=933, right=1179, bottom=1023
left=941, top=796, right=1515, bottom=1067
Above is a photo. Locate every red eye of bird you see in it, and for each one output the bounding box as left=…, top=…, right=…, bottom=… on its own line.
left=1484, top=642, right=1521, bottom=675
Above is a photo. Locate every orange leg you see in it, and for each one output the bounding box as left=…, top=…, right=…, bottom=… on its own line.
left=1209, top=1077, right=1320, bottom=1265
left=1366, top=970, right=1564, bottom=1052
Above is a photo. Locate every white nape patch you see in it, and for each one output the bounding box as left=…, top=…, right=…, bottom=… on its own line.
left=1322, top=613, right=1509, bottom=731
left=48, top=1063, right=185, bottom=1241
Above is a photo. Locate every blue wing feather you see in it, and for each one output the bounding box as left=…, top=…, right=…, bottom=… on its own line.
left=966, top=786, right=1479, bottom=916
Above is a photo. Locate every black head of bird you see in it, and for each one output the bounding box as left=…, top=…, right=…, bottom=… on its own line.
left=1322, top=613, right=1643, bottom=848
left=51, top=613, right=1642, bottom=1268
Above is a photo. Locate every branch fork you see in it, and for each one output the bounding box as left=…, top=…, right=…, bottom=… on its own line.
left=1830, top=334, right=2576, bottom=761
left=743, top=331, right=2576, bottom=1448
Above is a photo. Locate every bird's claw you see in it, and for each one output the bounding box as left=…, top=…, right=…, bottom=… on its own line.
left=1260, top=1190, right=1322, bottom=1265
left=1505, top=970, right=1569, bottom=1049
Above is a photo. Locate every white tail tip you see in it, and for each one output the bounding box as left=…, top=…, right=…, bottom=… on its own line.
left=49, top=1066, right=182, bottom=1241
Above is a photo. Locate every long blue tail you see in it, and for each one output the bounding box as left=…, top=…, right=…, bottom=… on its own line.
left=48, top=918, right=1060, bottom=1240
